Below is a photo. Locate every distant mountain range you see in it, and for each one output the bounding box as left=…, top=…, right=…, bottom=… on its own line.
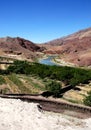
left=42, top=27, right=91, bottom=66
left=0, top=27, right=91, bottom=66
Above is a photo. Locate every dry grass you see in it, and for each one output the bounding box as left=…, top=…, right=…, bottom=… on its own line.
left=63, top=83, right=91, bottom=104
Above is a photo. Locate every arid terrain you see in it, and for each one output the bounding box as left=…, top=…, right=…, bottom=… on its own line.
left=0, top=97, right=91, bottom=130
left=41, top=27, right=91, bottom=67
left=0, top=28, right=91, bottom=67
left=0, top=28, right=91, bottom=129
left=0, top=27, right=91, bottom=103
left=0, top=37, right=44, bottom=61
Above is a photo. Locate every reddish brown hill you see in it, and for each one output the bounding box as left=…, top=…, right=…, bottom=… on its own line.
left=42, top=27, right=91, bottom=66
left=0, top=37, right=43, bottom=61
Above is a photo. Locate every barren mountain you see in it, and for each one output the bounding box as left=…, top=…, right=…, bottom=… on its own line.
left=42, top=27, right=91, bottom=66
left=0, top=37, right=43, bottom=61
left=1, top=27, right=91, bottom=66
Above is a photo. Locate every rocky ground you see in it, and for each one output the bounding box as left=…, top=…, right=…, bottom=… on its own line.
left=0, top=97, right=91, bottom=130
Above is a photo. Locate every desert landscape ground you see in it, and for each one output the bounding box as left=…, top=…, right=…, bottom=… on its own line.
left=0, top=27, right=91, bottom=129
left=0, top=97, right=91, bottom=130
left=41, top=27, right=91, bottom=67
left=0, top=0, right=91, bottom=129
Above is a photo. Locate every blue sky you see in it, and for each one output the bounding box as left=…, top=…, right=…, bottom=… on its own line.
left=0, top=0, right=91, bottom=43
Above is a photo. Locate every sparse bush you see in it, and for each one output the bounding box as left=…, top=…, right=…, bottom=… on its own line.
left=0, top=75, right=6, bottom=85
left=1, top=88, right=10, bottom=94
left=83, top=91, right=91, bottom=106
left=8, top=74, right=30, bottom=93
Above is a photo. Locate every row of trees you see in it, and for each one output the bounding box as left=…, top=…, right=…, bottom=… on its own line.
left=0, top=60, right=89, bottom=87
left=1, top=60, right=91, bottom=104
left=5, top=60, right=91, bottom=87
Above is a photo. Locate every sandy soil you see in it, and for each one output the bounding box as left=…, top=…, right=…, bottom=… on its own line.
left=0, top=98, right=91, bottom=130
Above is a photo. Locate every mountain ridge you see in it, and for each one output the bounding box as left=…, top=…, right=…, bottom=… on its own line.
left=42, top=27, right=91, bottom=66
left=0, top=36, right=44, bottom=61
left=0, top=27, right=91, bottom=66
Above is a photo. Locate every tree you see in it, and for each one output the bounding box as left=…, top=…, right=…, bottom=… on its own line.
left=83, top=91, right=91, bottom=106
left=46, top=81, right=62, bottom=97
left=7, top=60, right=31, bottom=74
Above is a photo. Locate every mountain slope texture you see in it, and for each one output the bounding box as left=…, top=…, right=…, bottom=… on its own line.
left=0, top=37, right=43, bottom=61
left=43, top=27, right=91, bottom=66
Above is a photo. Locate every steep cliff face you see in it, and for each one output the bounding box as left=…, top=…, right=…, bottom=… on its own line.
left=42, top=28, right=91, bottom=66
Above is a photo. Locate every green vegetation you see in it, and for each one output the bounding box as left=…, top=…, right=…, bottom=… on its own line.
left=0, top=75, right=6, bottom=85
left=46, top=81, right=62, bottom=97
left=0, top=60, right=91, bottom=99
left=8, top=74, right=31, bottom=93
left=8, top=74, right=23, bottom=87
left=83, top=91, right=91, bottom=106
left=5, top=60, right=91, bottom=87
left=17, top=74, right=45, bottom=94
left=7, top=60, right=31, bottom=74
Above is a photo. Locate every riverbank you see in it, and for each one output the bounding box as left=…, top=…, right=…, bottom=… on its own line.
left=52, top=57, right=76, bottom=67
left=38, top=55, right=77, bottom=67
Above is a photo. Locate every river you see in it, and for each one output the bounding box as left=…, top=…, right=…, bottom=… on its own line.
left=39, top=56, right=57, bottom=66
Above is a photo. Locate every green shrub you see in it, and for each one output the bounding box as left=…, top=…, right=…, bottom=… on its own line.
left=46, top=81, right=62, bottom=97
left=0, top=76, right=6, bottom=85
left=7, top=60, right=31, bottom=74
left=83, top=91, right=91, bottom=106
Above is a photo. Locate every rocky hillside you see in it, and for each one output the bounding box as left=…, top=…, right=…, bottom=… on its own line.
left=1, top=27, right=91, bottom=66
left=0, top=37, right=43, bottom=61
left=42, top=27, right=91, bottom=66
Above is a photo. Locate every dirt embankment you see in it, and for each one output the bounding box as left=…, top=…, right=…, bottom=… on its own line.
left=1, top=97, right=91, bottom=130
left=0, top=94, right=91, bottom=119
